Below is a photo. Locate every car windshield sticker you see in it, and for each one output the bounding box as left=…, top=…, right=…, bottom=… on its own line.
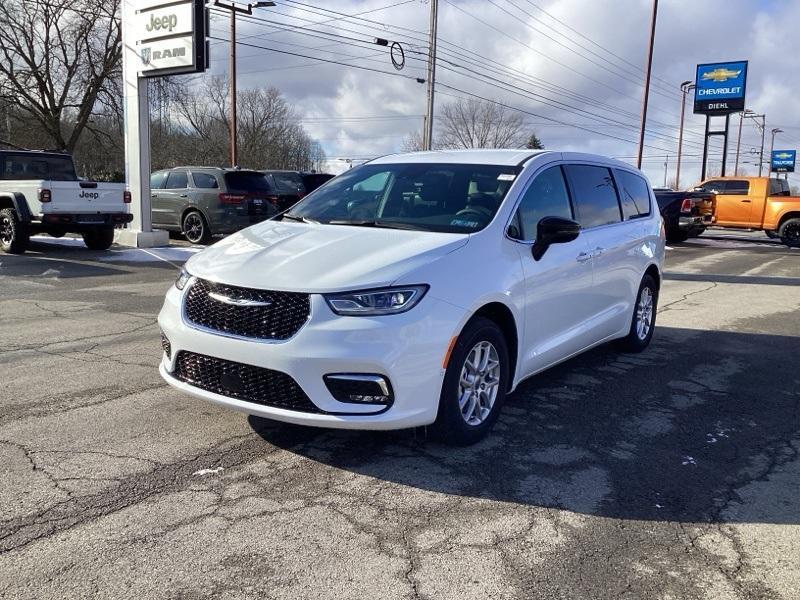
left=450, top=219, right=480, bottom=228
left=497, top=173, right=516, bottom=181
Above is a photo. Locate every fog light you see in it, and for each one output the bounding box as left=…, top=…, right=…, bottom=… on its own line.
left=160, top=331, right=171, bottom=359
left=323, top=374, right=393, bottom=406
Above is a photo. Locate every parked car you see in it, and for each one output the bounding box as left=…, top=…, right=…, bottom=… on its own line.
left=262, top=170, right=305, bottom=211
left=654, top=189, right=715, bottom=242
left=150, top=167, right=279, bottom=244
left=693, top=176, right=800, bottom=247
left=159, top=150, right=665, bottom=444
left=300, top=171, right=335, bottom=194
left=0, top=150, right=131, bottom=254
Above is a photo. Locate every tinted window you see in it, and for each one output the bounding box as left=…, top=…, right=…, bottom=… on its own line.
left=724, top=180, right=750, bottom=195
left=150, top=171, right=167, bottom=189
left=225, top=172, right=272, bottom=192
left=0, top=153, right=77, bottom=181
left=769, top=178, right=790, bottom=197
left=697, top=180, right=725, bottom=194
left=165, top=171, right=188, bottom=189
left=614, top=170, right=652, bottom=219
left=192, top=172, right=219, bottom=189
left=514, top=166, right=572, bottom=240
left=302, top=173, right=335, bottom=193
left=564, top=165, right=622, bottom=228
left=288, top=163, right=518, bottom=233
left=269, top=171, right=304, bottom=194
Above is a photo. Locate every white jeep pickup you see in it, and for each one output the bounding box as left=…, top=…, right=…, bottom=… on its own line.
left=0, top=150, right=132, bottom=254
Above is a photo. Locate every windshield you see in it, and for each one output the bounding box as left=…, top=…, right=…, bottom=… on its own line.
left=0, top=153, right=78, bottom=181
left=224, top=171, right=272, bottom=193
left=286, top=163, right=519, bottom=233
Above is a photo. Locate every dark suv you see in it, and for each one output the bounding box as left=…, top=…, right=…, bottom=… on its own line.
left=150, top=167, right=279, bottom=244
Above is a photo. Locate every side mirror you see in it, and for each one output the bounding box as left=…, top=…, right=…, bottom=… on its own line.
left=532, top=216, right=581, bottom=261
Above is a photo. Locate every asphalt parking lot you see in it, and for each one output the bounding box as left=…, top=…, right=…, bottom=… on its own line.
left=1, top=231, right=798, bottom=600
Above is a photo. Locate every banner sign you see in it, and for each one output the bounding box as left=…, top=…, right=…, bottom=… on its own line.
left=694, top=61, right=748, bottom=115
left=771, top=150, right=796, bottom=173
left=132, top=0, right=207, bottom=77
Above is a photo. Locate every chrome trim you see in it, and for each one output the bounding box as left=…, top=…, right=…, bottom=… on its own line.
left=325, top=374, right=390, bottom=396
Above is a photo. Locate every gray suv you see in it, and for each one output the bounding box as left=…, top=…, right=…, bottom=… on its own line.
left=150, top=167, right=279, bottom=244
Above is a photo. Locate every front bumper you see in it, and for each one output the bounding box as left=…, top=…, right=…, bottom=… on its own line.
left=158, top=283, right=461, bottom=430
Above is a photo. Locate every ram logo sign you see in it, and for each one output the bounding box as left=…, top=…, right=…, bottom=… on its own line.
left=694, top=61, right=748, bottom=115
left=771, top=150, right=796, bottom=173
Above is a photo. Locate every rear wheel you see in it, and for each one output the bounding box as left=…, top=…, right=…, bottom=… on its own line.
left=183, top=210, right=211, bottom=244
left=616, top=274, right=658, bottom=353
left=666, top=229, right=689, bottom=243
left=0, top=208, right=29, bottom=254
left=82, top=227, right=115, bottom=251
left=779, top=218, right=800, bottom=248
left=431, top=317, right=509, bottom=445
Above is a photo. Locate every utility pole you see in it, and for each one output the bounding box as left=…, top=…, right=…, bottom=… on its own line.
left=734, top=109, right=753, bottom=176
left=675, top=81, right=694, bottom=190
left=663, top=154, right=669, bottom=187
left=423, top=0, right=438, bottom=151
left=757, top=114, right=766, bottom=177
left=214, top=1, right=275, bottom=167
left=637, top=0, right=658, bottom=169
left=769, top=128, right=783, bottom=175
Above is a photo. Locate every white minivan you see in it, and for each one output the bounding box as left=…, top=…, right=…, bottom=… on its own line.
left=159, top=150, right=665, bottom=444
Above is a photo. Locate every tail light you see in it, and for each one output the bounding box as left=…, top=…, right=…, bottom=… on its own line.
left=123, top=190, right=132, bottom=204
left=680, top=198, right=692, bottom=213
left=219, top=193, right=246, bottom=204
left=39, top=189, right=52, bottom=203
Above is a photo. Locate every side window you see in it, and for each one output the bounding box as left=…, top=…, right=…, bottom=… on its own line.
left=563, top=165, right=622, bottom=228
left=614, top=170, right=652, bottom=220
left=192, top=172, right=219, bottom=189
left=165, top=171, right=188, bottom=189
left=514, top=166, right=572, bottom=240
left=697, top=180, right=725, bottom=194
left=150, top=171, right=167, bottom=189
left=769, top=179, right=789, bottom=197
left=724, top=180, right=750, bottom=195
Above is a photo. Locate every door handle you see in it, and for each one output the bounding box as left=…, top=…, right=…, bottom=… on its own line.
left=576, top=252, right=592, bottom=263
left=179, top=194, right=188, bottom=198
left=741, top=200, right=751, bottom=203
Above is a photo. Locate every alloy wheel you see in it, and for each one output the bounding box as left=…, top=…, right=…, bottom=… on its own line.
left=184, top=213, right=204, bottom=244
left=0, top=215, right=12, bottom=245
left=784, top=223, right=800, bottom=244
left=636, top=286, right=654, bottom=341
left=458, top=340, right=501, bottom=426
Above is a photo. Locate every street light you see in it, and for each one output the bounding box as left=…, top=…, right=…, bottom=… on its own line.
left=769, top=128, right=784, bottom=175
left=734, top=109, right=754, bottom=175
left=214, top=1, right=276, bottom=167
left=675, top=80, right=694, bottom=190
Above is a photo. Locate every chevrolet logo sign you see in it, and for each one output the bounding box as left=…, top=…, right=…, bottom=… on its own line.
left=701, top=68, right=742, bottom=83
left=775, top=153, right=793, bottom=160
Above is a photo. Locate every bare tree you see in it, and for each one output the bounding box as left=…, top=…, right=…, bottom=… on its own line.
left=0, top=0, right=122, bottom=152
left=438, top=98, right=528, bottom=149
left=401, top=130, right=424, bottom=152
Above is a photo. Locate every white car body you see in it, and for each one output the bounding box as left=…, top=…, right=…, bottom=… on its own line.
left=159, top=150, right=665, bottom=430
left=6, top=179, right=129, bottom=218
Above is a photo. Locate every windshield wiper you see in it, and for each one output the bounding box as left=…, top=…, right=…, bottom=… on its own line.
left=327, top=220, right=425, bottom=231
left=281, top=213, right=317, bottom=224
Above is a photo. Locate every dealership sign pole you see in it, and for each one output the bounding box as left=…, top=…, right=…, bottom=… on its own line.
left=118, top=0, right=207, bottom=248
left=693, top=61, right=748, bottom=181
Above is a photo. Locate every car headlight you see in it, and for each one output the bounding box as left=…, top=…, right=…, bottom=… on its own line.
left=175, top=268, right=192, bottom=290
left=324, top=285, right=428, bottom=316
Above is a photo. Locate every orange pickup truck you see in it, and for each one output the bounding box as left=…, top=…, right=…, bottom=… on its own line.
left=693, top=176, right=800, bottom=247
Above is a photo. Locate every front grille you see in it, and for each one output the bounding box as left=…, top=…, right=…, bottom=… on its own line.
left=184, top=278, right=310, bottom=340
left=174, top=351, right=321, bottom=413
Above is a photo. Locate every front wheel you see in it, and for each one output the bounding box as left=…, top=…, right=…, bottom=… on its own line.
left=183, top=210, right=212, bottom=245
left=82, top=227, right=115, bottom=251
left=779, top=218, right=800, bottom=248
left=431, top=317, right=509, bottom=445
left=0, top=208, right=29, bottom=254
left=616, top=274, right=658, bottom=353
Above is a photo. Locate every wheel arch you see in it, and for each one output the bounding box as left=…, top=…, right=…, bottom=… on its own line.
left=181, top=206, right=210, bottom=230
left=777, top=211, right=800, bottom=231
left=467, top=301, right=519, bottom=390
left=0, top=192, right=32, bottom=223
left=644, top=263, right=661, bottom=290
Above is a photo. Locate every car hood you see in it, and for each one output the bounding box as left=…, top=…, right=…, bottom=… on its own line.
left=185, top=221, right=469, bottom=292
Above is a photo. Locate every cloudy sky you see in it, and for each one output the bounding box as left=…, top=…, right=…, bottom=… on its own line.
left=202, top=0, right=800, bottom=185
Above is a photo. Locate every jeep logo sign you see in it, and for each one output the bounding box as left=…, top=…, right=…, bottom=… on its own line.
left=145, top=13, right=179, bottom=34
left=130, top=1, right=206, bottom=78
left=134, top=2, right=194, bottom=43
left=79, top=191, right=100, bottom=200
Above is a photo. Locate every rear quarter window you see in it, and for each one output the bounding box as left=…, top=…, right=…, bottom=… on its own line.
left=563, top=164, right=622, bottom=228
left=225, top=172, right=272, bottom=192
left=614, top=170, right=652, bottom=219
left=192, top=172, right=219, bottom=189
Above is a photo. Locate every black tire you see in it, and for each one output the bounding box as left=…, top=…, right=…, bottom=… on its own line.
left=0, top=207, right=29, bottom=254
left=82, top=227, right=115, bottom=251
left=430, top=317, right=509, bottom=446
left=688, top=226, right=705, bottom=238
left=616, top=274, right=658, bottom=353
left=666, top=229, right=689, bottom=243
left=778, top=218, right=800, bottom=248
left=765, top=230, right=779, bottom=240
left=183, top=210, right=212, bottom=245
